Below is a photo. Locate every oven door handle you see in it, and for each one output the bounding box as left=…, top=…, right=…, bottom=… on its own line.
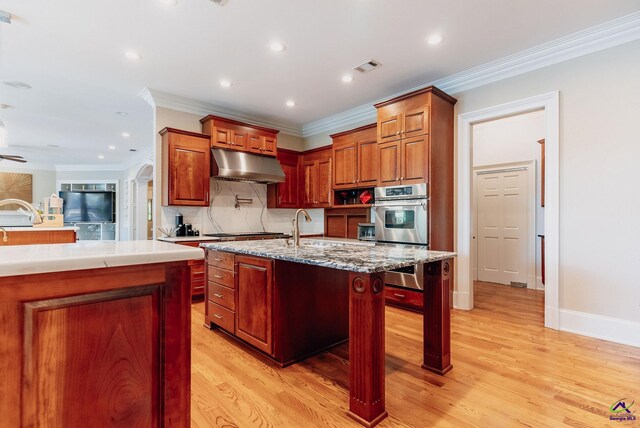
left=374, top=202, right=427, bottom=209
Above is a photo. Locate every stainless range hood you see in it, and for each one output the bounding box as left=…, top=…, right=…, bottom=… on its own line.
left=210, top=148, right=285, bottom=184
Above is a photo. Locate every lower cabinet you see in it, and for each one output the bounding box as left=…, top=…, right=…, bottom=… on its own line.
left=235, top=255, right=273, bottom=355
left=205, top=250, right=349, bottom=366
left=176, top=241, right=206, bottom=300
left=324, top=207, right=370, bottom=239
left=385, top=286, right=423, bottom=312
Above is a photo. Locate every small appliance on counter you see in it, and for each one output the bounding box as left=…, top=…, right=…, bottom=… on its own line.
left=357, top=223, right=375, bottom=241
left=175, top=212, right=186, bottom=237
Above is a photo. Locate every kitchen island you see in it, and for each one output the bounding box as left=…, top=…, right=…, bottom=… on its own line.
left=0, top=241, right=203, bottom=427
left=201, top=238, right=456, bottom=427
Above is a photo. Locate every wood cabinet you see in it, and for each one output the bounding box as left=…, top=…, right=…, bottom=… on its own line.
left=205, top=250, right=236, bottom=334
left=0, top=261, right=192, bottom=427
left=324, top=207, right=370, bottom=239
left=301, top=147, right=332, bottom=208
left=267, top=149, right=300, bottom=208
left=377, top=130, right=428, bottom=185
left=176, top=241, right=206, bottom=300
left=331, top=124, right=378, bottom=189
left=160, top=128, right=211, bottom=207
left=200, top=115, right=279, bottom=157
left=0, top=229, right=76, bottom=246
left=235, top=255, right=274, bottom=355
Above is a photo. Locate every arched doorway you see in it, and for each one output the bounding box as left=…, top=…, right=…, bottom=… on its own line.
left=132, top=163, right=154, bottom=240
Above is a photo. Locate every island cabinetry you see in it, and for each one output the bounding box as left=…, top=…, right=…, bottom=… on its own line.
left=200, top=115, right=279, bottom=157
left=235, top=255, right=273, bottom=355
left=302, top=146, right=332, bottom=208
left=175, top=241, right=206, bottom=300
left=267, top=149, right=301, bottom=208
left=331, top=124, right=378, bottom=189
left=0, top=229, right=76, bottom=246
left=160, top=127, right=211, bottom=207
left=0, top=261, right=192, bottom=427
left=205, top=250, right=236, bottom=334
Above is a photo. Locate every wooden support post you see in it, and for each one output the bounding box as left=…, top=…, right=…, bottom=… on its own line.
left=347, top=271, right=388, bottom=427
left=422, top=259, right=453, bottom=375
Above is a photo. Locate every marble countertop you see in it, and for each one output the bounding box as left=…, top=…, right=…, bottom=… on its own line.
left=0, top=226, right=79, bottom=231
left=201, top=238, right=456, bottom=273
left=0, top=241, right=204, bottom=277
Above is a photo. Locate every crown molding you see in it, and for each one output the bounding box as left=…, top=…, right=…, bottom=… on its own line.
left=139, top=87, right=156, bottom=109
left=0, top=160, right=57, bottom=171
left=301, top=11, right=640, bottom=137
left=147, top=89, right=303, bottom=137
left=55, top=164, right=125, bottom=172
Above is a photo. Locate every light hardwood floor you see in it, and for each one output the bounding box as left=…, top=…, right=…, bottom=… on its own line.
left=191, top=282, right=640, bottom=427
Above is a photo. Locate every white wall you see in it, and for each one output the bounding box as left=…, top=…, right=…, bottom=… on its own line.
left=154, top=107, right=321, bottom=236
left=472, top=110, right=545, bottom=288
left=453, top=39, right=640, bottom=327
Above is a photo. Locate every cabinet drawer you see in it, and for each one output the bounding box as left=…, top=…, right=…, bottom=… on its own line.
left=207, top=282, right=236, bottom=310
left=192, top=271, right=205, bottom=283
left=385, top=286, right=423, bottom=311
left=207, top=301, right=235, bottom=333
left=208, top=266, right=234, bottom=288
left=206, top=250, right=234, bottom=270
left=191, top=260, right=205, bottom=274
left=192, top=280, right=205, bottom=298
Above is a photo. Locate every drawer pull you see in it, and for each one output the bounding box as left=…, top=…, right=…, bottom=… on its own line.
left=213, top=275, right=223, bottom=279
left=213, top=314, right=223, bottom=319
left=213, top=293, right=223, bottom=298
left=393, top=293, right=406, bottom=298
left=212, top=258, right=222, bottom=262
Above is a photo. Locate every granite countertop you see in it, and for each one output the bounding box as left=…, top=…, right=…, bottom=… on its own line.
left=158, top=236, right=228, bottom=243
left=0, top=241, right=203, bottom=277
left=201, top=238, right=456, bottom=273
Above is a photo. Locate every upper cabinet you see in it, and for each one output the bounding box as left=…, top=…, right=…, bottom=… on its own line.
left=331, top=124, right=378, bottom=190
left=301, top=147, right=332, bottom=208
left=374, top=86, right=455, bottom=187
left=160, top=128, right=211, bottom=206
left=267, top=149, right=301, bottom=209
left=200, top=115, right=279, bottom=157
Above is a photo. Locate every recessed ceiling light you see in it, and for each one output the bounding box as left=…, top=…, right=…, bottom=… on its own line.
left=108, top=145, right=116, bottom=150
left=219, top=79, right=232, bottom=88
left=98, top=155, right=105, bottom=159
left=129, top=148, right=137, bottom=152
left=125, top=51, right=142, bottom=61
left=269, top=42, right=286, bottom=52
left=342, top=74, right=353, bottom=83
left=3, top=81, right=32, bottom=89
left=47, top=144, right=60, bottom=148
left=427, top=34, right=443, bottom=45
left=285, top=100, right=296, bottom=108
left=121, top=132, right=131, bottom=138
left=115, top=111, right=128, bottom=116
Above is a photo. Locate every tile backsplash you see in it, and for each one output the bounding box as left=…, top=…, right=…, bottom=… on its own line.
left=159, top=180, right=324, bottom=236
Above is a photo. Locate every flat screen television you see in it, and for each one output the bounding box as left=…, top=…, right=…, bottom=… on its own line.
left=59, top=191, right=115, bottom=223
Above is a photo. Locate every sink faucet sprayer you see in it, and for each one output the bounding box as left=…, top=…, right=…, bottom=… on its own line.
left=0, top=199, right=44, bottom=225
left=292, top=209, right=312, bottom=247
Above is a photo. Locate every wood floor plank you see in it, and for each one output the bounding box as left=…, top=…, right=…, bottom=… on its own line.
left=191, top=281, right=640, bottom=427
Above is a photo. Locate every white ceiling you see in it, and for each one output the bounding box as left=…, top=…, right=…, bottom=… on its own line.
left=1, top=0, right=639, bottom=166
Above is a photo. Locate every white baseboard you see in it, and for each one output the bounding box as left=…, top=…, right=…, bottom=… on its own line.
left=558, top=309, right=640, bottom=348
left=454, top=291, right=472, bottom=310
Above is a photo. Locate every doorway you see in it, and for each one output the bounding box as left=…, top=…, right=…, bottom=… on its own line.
left=131, top=163, right=154, bottom=240
left=457, top=92, right=559, bottom=329
left=474, top=162, right=535, bottom=288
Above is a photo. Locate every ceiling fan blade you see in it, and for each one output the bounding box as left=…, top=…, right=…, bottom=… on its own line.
left=1, top=155, right=25, bottom=159
left=0, top=155, right=27, bottom=163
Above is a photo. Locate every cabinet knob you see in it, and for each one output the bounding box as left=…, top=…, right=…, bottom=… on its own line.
left=401, top=177, right=404, bottom=180
left=396, top=131, right=400, bottom=135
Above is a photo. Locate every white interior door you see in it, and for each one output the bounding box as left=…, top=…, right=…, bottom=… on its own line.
left=477, top=168, right=529, bottom=286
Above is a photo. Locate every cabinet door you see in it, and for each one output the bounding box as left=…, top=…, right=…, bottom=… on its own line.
left=358, top=138, right=379, bottom=186
left=277, top=160, right=300, bottom=208
left=235, top=256, right=273, bottom=355
left=248, top=134, right=263, bottom=154
left=302, top=161, right=318, bottom=206
left=263, top=136, right=277, bottom=156
left=403, top=106, right=430, bottom=138
left=212, top=127, right=232, bottom=148
left=317, top=158, right=332, bottom=207
left=401, top=136, right=427, bottom=184
left=333, top=142, right=358, bottom=189
left=378, top=141, right=401, bottom=186
left=230, top=130, right=249, bottom=150
left=378, top=113, right=402, bottom=144
left=168, top=133, right=210, bottom=206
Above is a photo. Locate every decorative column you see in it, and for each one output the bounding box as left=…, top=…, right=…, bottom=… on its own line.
left=422, top=259, right=453, bottom=375
left=347, top=271, right=388, bottom=427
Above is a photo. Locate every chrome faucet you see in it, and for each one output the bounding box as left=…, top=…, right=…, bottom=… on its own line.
left=0, top=227, right=7, bottom=243
left=291, top=209, right=312, bottom=247
left=0, top=199, right=43, bottom=225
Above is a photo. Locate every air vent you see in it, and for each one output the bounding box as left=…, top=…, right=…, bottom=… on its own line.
left=209, top=0, right=229, bottom=5
left=0, top=10, right=11, bottom=24
left=354, top=59, right=382, bottom=73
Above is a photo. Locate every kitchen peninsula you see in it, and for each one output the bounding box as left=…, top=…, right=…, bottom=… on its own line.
left=0, top=241, right=203, bottom=427
left=201, top=238, right=456, bottom=427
